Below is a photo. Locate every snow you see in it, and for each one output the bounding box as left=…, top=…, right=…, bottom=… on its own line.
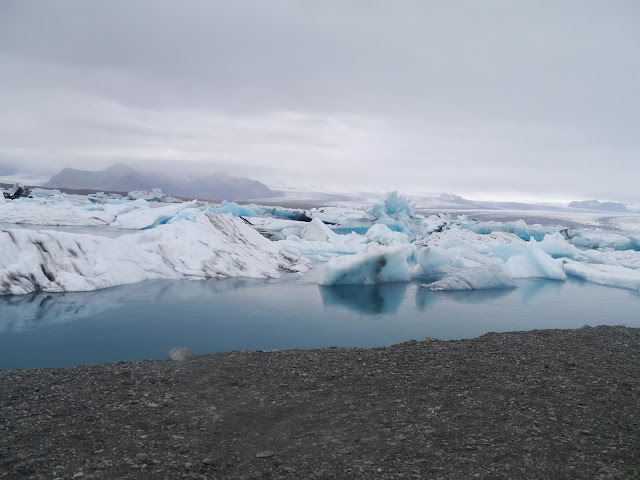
left=1, top=190, right=640, bottom=295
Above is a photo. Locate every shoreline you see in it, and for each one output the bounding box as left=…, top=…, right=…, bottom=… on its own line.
left=1, top=326, right=639, bottom=479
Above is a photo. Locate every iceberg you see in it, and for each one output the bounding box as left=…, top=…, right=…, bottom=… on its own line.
left=88, top=192, right=122, bottom=203
left=111, top=200, right=197, bottom=229
left=0, top=213, right=308, bottom=295
left=563, top=261, right=640, bottom=291
left=127, top=188, right=182, bottom=203
left=0, top=199, right=116, bottom=226
left=3, top=183, right=32, bottom=200
left=503, top=239, right=567, bottom=281
left=421, top=265, right=516, bottom=291
left=320, top=245, right=411, bottom=285
left=300, top=217, right=340, bottom=242
left=367, top=191, right=416, bottom=219
left=561, top=229, right=640, bottom=251
left=461, top=218, right=557, bottom=242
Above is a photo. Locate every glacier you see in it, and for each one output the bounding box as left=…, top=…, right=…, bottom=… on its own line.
left=1, top=190, right=640, bottom=295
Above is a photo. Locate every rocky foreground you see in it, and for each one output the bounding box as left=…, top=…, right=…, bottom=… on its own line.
left=1, top=326, right=639, bottom=480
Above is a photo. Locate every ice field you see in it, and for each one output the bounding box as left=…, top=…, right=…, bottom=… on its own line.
left=2, top=188, right=640, bottom=295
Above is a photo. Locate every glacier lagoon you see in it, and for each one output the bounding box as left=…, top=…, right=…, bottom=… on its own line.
left=2, top=189, right=640, bottom=369
left=1, top=275, right=639, bottom=369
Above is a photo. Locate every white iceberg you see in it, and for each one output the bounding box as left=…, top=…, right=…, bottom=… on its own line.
left=563, top=261, right=640, bottom=291
left=503, top=239, right=567, bottom=281
left=0, top=213, right=308, bottom=295
left=111, top=200, right=198, bottom=229
left=127, top=188, right=182, bottom=203
left=367, top=191, right=416, bottom=219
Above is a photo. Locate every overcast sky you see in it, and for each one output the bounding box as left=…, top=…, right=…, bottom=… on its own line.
left=1, top=0, right=639, bottom=202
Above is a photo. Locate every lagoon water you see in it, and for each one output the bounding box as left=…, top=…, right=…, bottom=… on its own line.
left=0, top=276, right=639, bottom=369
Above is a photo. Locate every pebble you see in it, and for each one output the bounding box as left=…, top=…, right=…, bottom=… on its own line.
left=202, top=457, right=213, bottom=465
left=255, top=451, right=275, bottom=458
left=168, top=348, right=196, bottom=361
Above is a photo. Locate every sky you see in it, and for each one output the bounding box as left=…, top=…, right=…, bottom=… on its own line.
left=0, top=0, right=639, bottom=202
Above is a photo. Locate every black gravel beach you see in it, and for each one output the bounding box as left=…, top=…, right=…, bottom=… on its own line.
left=1, top=326, right=638, bottom=480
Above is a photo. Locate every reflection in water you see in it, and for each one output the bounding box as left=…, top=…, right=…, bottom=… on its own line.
left=0, top=277, right=257, bottom=333
left=1, top=277, right=640, bottom=369
left=415, top=286, right=512, bottom=311
left=319, top=283, right=408, bottom=314
left=520, top=279, right=565, bottom=306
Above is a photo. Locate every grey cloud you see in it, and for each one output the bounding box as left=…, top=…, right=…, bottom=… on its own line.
left=0, top=0, right=639, bottom=201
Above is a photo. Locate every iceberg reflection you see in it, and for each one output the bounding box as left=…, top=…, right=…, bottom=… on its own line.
left=0, top=278, right=257, bottom=333
left=319, top=283, right=408, bottom=314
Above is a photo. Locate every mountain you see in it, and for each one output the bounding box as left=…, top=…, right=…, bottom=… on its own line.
left=45, top=163, right=152, bottom=192
left=44, top=163, right=279, bottom=200
left=568, top=200, right=628, bottom=212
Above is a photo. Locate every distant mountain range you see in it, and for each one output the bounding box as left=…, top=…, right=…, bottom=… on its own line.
left=44, top=163, right=279, bottom=200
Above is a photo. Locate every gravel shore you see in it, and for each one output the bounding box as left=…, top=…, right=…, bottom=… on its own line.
left=1, top=326, right=639, bottom=479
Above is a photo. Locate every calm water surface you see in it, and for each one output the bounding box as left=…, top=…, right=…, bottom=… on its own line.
left=1, top=276, right=639, bottom=369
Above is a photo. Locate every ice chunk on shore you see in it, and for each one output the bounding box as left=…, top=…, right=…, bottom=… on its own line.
left=0, top=213, right=308, bottom=295
left=320, top=246, right=411, bottom=285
